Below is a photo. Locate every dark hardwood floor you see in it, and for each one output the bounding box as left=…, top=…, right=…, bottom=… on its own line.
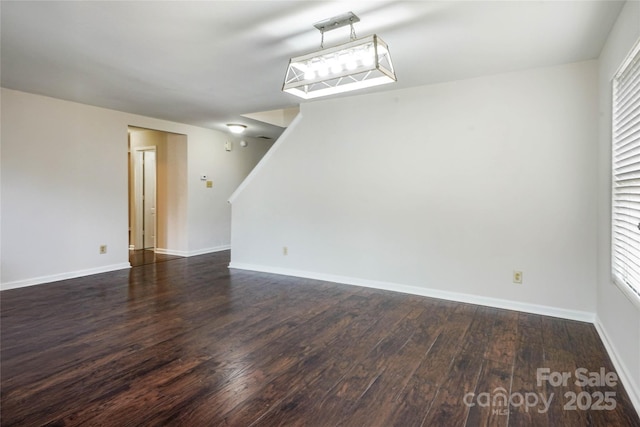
left=129, top=249, right=182, bottom=267
left=1, top=251, right=639, bottom=426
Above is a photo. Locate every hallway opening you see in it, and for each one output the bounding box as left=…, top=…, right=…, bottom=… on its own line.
left=128, top=126, right=187, bottom=266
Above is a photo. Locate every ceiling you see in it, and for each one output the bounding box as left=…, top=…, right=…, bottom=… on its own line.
left=0, top=1, right=625, bottom=139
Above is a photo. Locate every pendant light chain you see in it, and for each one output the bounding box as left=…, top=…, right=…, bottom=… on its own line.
left=318, top=16, right=357, bottom=48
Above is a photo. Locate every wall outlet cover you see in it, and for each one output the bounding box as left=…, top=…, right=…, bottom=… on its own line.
left=513, top=271, right=523, bottom=284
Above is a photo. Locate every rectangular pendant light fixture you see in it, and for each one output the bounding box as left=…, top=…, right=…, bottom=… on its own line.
left=282, top=13, right=396, bottom=100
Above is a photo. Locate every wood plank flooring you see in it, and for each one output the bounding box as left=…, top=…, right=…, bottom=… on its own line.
left=129, top=249, right=182, bottom=267
left=1, top=251, right=639, bottom=426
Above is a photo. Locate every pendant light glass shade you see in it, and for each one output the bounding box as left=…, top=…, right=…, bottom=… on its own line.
left=282, top=34, right=396, bottom=100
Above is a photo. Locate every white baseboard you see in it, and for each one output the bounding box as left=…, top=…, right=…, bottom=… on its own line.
left=228, top=262, right=595, bottom=323
left=156, top=245, right=230, bottom=257
left=1, top=263, right=131, bottom=291
left=187, top=245, right=231, bottom=256
left=155, top=248, right=189, bottom=257
left=594, top=317, right=640, bottom=418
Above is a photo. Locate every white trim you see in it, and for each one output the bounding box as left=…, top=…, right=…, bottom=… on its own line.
left=613, top=275, right=640, bottom=310
left=155, top=245, right=230, bottom=257
left=1, top=263, right=131, bottom=291
left=228, top=262, right=595, bottom=323
left=594, top=316, right=640, bottom=418
left=228, top=112, right=303, bottom=204
left=155, top=248, right=189, bottom=257
left=186, top=245, right=231, bottom=256
left=613, top=36, right=640, bottom=80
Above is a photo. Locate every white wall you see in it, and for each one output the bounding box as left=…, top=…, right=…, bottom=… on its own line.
left=188, top=134, right=271, bottom=255
left=1, top=88, right=273, bottom=288
left=231, top=60, right=599, bottom=319
left=596, top=0, right=640, bottom=411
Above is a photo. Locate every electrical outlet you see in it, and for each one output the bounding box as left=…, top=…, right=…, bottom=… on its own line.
left=283, top=246, right=288, bottom=256
left=99, top=245, right=107, bottom=254
left=513, top=271, right=523, bottom=284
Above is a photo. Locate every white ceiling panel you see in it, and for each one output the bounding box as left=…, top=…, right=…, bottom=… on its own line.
left=0, top=1, right=625, bottom=138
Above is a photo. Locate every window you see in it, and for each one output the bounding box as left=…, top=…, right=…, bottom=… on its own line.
left=612, top=38, right=640, bottom=306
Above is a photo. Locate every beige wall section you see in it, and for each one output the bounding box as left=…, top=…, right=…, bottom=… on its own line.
left=1, top=88, right=274, bottom=288
left=165, top=133, right=190, bottom=254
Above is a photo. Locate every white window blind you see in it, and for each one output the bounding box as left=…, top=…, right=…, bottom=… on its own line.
left=612, top=39, right=640, bottom=304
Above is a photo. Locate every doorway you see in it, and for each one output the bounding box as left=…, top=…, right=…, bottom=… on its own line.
left=128, top=127, right=185, bottom=267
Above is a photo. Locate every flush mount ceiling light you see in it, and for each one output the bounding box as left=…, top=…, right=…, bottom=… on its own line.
left=227, top=124, right=247, bottom=134
left=282, top=11, right=396, bottom=100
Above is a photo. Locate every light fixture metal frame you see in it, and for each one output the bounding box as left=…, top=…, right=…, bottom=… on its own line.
left=282, top=33, right=396, bottom=100
left=313, top=11, right=360, bottom=33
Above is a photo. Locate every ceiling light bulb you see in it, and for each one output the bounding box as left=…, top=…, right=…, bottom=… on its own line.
left=304, top=70, right=315, bottom=80
left=317, top=65, right=329, bottom=77
left=345, top=53, right=358, bottom=70
left=330, top=59, right=342, bottom=74
left=362, top=47, right=375, bottom=66
left=227, top=124, right=246, bottom=134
